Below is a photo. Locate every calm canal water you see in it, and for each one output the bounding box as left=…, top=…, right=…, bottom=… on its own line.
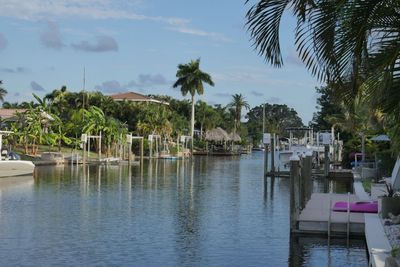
left=0, top=152, right=367, bottom=266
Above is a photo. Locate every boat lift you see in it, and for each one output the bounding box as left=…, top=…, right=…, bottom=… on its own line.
left=179, top=135, right=191, bottom=157
left=126, top=134, right=144, bottom=164
left=81, top=133, right=102, bottom=164
left=148, top=134, right=161, bottom=158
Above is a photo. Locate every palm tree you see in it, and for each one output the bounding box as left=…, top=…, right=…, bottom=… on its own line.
left=196, top=100, right=209, bottom=139
left=246, top=1, right=399, bottom=101
left=0, top=80, right=8, bottom=103
left=246, top=0, right=400, bottom=147
left=228, top=94, right=250, bottom=133
left=173, top=59, right=214, bottom=153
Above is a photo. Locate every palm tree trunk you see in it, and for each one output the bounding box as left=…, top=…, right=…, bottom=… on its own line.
left=58, top=137, right=62, bottom=152
left=200, top=123, right=203, bottom=140
left=191, top=94, right=195, bottom=155
left=237, top=107, right=241, bottom=132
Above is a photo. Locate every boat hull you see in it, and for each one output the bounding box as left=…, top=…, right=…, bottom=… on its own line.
left=0, top=160, right=35, bottom=178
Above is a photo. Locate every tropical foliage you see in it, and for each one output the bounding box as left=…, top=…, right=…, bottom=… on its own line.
left=0, top=80, right=7, bottom=102
left=228, top=94, right=250, bottom=133
left=246, top=103, right=304, bottom=145
left=246, top=0, right=400, bottom=153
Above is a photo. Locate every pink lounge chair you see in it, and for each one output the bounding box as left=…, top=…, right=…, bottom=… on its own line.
left=332, top=201, right=378, bottom=213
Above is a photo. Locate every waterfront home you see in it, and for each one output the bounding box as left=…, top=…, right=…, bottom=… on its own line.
left=110, top=91, right=170, bottom=105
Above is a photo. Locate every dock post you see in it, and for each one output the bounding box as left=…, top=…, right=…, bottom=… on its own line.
left=128, top=142, right=132, bottom=165
left=304, top=152, right=313, bottom=204
left=149, top=138, right=153, bottom=159
left=140, top=137, right=144, bottom=165
left=264, top=144, right=269, bottom=176
left=82, top=142, right=86, bottom=165
left=290, top=155, right=300, bottom=232
left=271, top=134, right=275, bottom=175
left=301, top=152, right=313, bottom=209
left=324, top=144, right=330, bottom=177
left=99, top=132, right=102, bottom=161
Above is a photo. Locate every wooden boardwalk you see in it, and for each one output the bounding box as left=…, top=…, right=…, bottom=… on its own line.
left=297, top=193, right=365, bottom=235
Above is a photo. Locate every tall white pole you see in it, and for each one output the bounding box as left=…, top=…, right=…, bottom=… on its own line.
left=262, top=103, right=265, bottom=134
left=82, top=67, right=86, bottom=109
left=191, top=94, right=195, bottom=155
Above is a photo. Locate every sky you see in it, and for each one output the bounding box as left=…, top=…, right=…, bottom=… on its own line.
left=0, top=0, right=322, bottom=124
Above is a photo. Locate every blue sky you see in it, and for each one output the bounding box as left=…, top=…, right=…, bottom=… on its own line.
left=0, top=0, right=321, bottom=123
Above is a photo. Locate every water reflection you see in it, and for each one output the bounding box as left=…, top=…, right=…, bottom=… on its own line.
left=289, top=235, right=367, bottom=267
left=0, top=154, right=367, bottom=266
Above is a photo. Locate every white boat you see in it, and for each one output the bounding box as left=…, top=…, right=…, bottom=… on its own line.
left=279, top=145, right=313, bottom=164
left=0, top=131, right=35, bottom=178
left=0, top=160, right=35, bottom=178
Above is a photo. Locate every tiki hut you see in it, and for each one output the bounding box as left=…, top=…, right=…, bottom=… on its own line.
left=205, top=127, right=230, bottom=142
left=229, top=132, right=241, bottom=143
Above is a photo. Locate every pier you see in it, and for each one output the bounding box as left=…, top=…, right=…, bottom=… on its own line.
left=287, top=155, right=367, bottom=237
left=296, top=193, right=365, bottom=236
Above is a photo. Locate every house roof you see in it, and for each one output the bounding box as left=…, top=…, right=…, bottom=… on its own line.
left=0, top=109, right=26, bottom=120
left=110, top=92, right=169, bottom=105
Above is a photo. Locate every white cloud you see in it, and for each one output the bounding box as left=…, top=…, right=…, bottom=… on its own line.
left=0, top=67, right=29, bottom=74
left=71, top=36, right=118, bottom=52
left=167, top=26, right=232, bottom=42
left=94, top=74, right=171, bottom=93
left=0, top=0, right=149, bottom=21
left=0, top=0, right=229, bottom=41
left=40, top=21, right=65, bottom=50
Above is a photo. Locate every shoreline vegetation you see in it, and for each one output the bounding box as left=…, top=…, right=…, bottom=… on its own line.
left=0, top=83, right=396, bottom=169
left=0, top=81, right=305, bottom=158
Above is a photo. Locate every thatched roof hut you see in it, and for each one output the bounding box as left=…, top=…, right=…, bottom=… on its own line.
left=205, top=127, right=230, bottom=142
left=229, top=132, right=241, bottom=142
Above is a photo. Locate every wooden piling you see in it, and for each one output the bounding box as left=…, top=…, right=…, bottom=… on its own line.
left=98, top=132, right=102, bottom=161
left=82, top=141, right=86, bottom=165
left=264, top=144, right=269, bottom=176
left=306, top=153, right=313, bottom=202
left=324, top=144, right=330, bottom=177
left=128, top=142, right=132, bottom=165
left=140, top=137, right=144, bottom=165
left=301, top=153, right=313, bottom=209
left=149, top=138, right=153, bottom=159
left=290, top=155, right=300, bottom=232
left=271, top=134, right=275, bottom=174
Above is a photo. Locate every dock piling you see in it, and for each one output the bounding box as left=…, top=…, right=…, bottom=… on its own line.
left=324, top=144, right=330, bottom=177
left=300, top=152, right=313, bottom=209
left=290, top=155, right=300, bottom=232
left=264, top=144, right=269, bottom=176
left=271, top=134, right=275, bottom=174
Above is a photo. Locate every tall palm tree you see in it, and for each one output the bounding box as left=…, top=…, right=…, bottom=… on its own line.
left=228, top=94, right=250, bottom=133
left=0, top=80, right=8, bottom=103
left=173, top=59, right=214, bottom=153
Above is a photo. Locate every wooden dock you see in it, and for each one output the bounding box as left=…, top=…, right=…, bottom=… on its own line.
left=296, top=193, right=365, bottom=236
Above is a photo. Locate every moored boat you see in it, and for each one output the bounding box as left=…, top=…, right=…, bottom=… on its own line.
left=0, top=131, right=35, bottom=178
left=0, top=160, right=35, bottom=178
